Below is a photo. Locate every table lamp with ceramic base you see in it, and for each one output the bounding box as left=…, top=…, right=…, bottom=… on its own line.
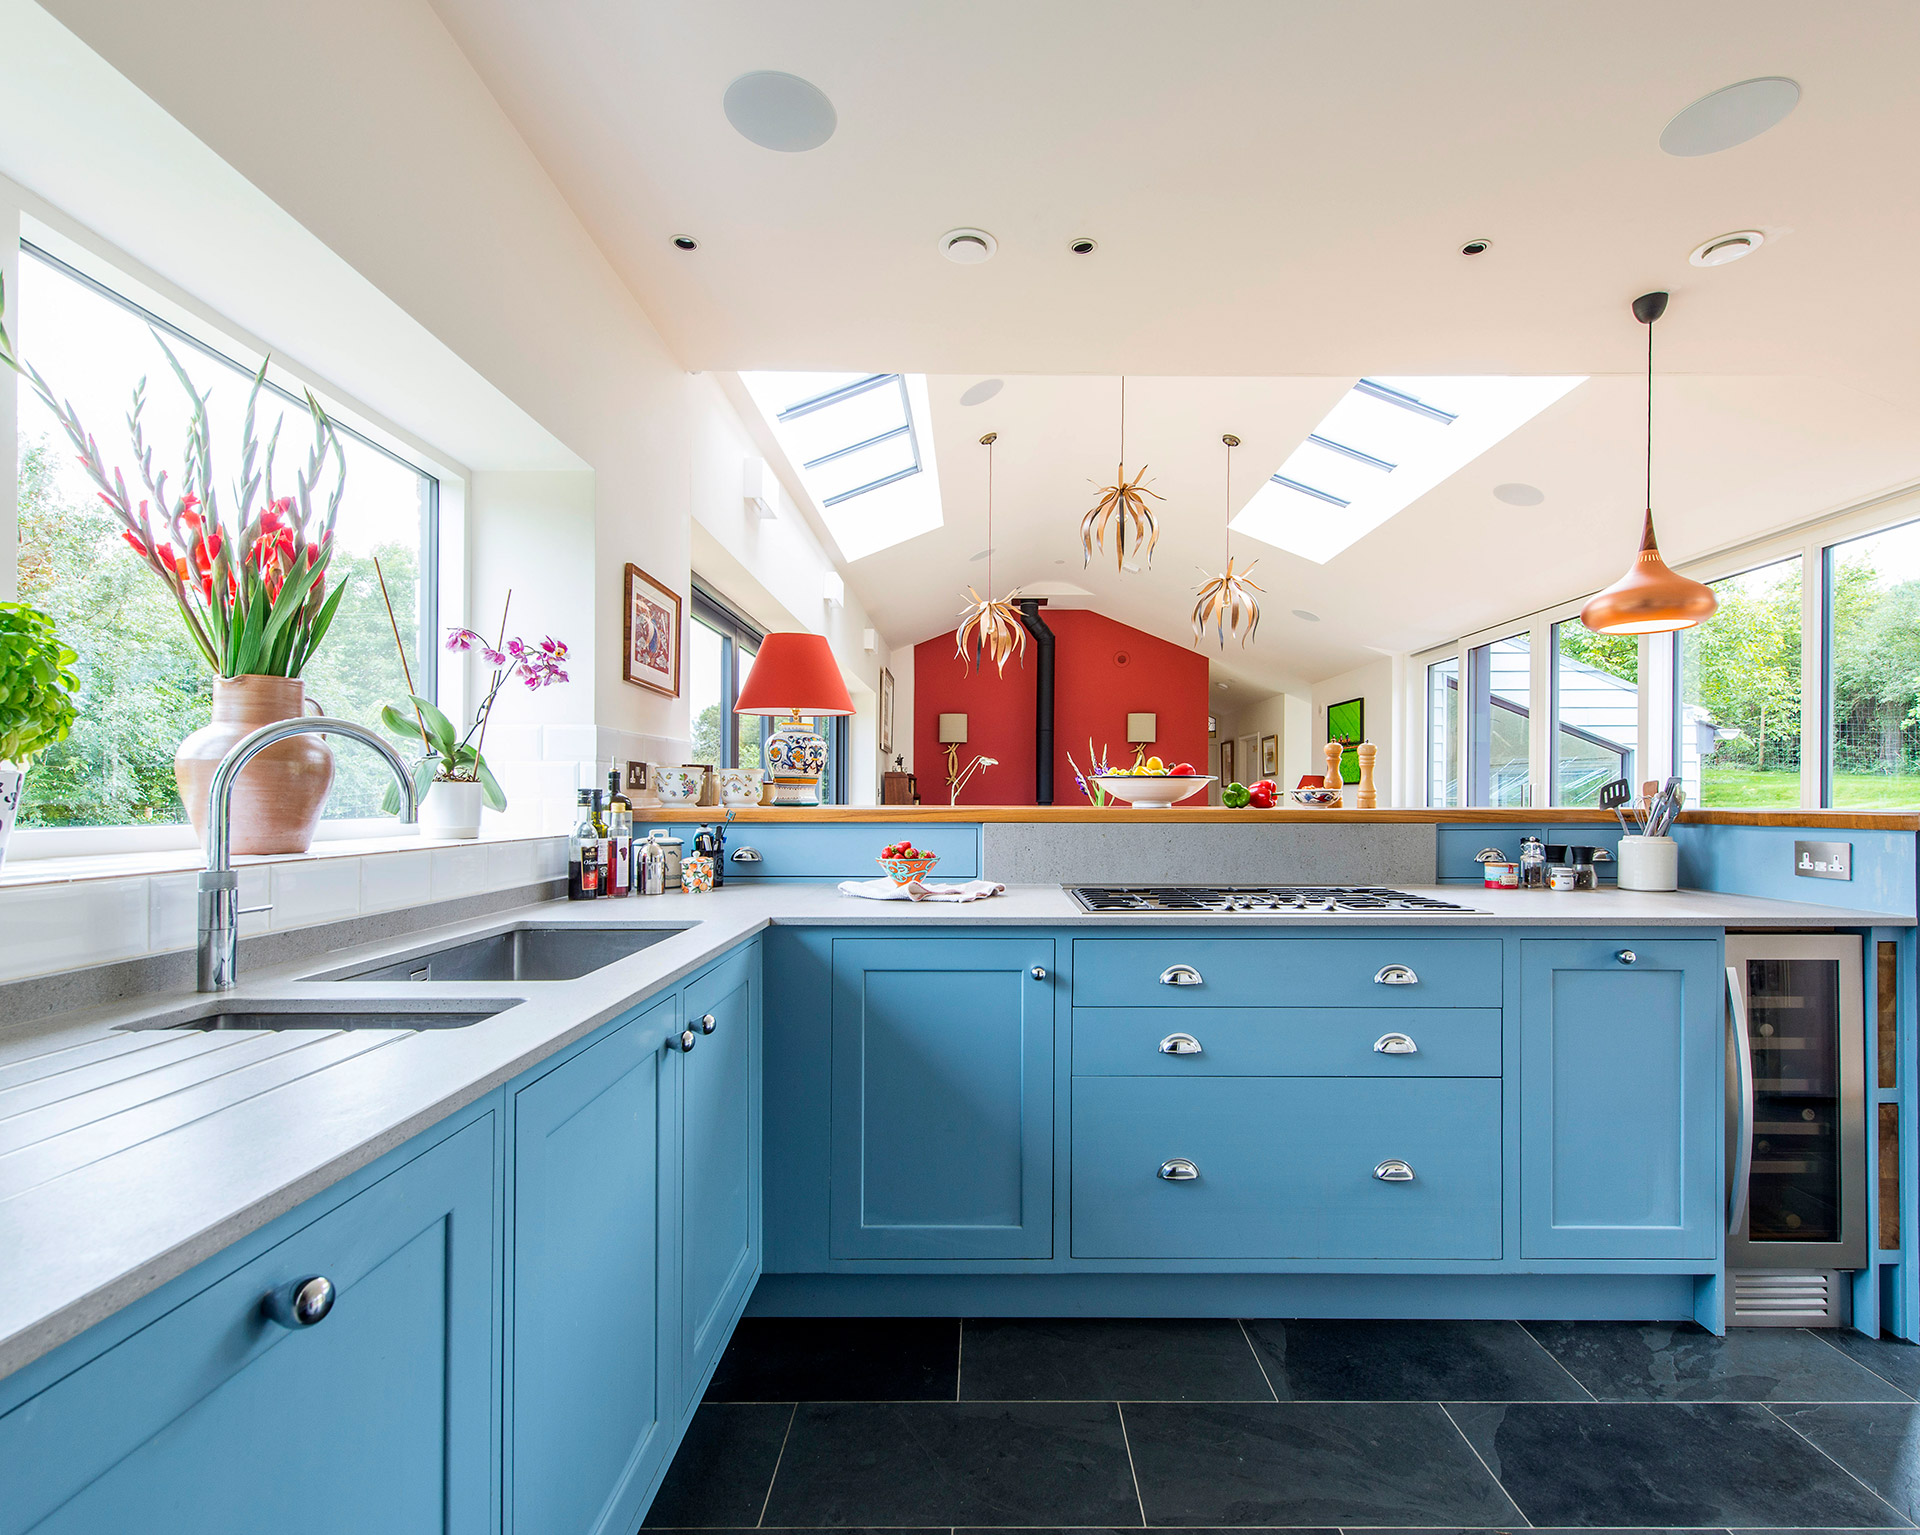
left=733, top=632, right=854, bottom=806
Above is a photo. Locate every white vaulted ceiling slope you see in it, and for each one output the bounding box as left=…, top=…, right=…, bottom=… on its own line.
left=432, top=0, right=1920, bottom=683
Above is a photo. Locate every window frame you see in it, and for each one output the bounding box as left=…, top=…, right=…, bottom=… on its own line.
left=691, top=583, right=767, bottom=774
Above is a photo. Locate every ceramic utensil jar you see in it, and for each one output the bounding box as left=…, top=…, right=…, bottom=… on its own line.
left=1616, top=834, right=1679, bottom=891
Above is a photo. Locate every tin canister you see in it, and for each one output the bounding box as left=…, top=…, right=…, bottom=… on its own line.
left=682, top=854, right=715, bottom=893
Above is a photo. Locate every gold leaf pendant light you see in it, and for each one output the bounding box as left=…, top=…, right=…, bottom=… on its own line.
left=1082, top=376, right=1161, bottom=572
left=955, top=431, right=1028, bottom=675
left=1580, top=292, right=1718, bottom=634
left=1192, top=433, right=1263, bottom=647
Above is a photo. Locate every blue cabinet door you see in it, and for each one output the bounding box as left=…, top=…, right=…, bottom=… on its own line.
left=678, top=946, right=762, bottom=1408
left=512, top=994, right=677, bottom=1535
left=831, top=937, right=1054, bottom=1259
left=1520, top=938, right=1723, bottom=1260
left=0, top=1115, right=496, bottom=1535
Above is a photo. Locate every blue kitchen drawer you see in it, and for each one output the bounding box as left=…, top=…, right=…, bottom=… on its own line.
left=1071, top=935, right=1502, bottom=1008
left=1071, top=1076, right=1502, bottom=1260
left=653, top=822, right=979, bottom=880
left=1072, top=1006, right=1502, bottom=1077
left=1435, top=823, right=1623, bottom=883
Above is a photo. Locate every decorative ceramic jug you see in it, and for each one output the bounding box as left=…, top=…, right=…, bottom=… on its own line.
left=174, top=675, right=334, bottom=855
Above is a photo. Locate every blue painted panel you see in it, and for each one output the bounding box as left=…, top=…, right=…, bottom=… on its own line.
left=512, top=993, right=677, bottom=1535
left=1435, top=821, right=1624, bottom=883
left=1673, top=823, right=1917, bottom=918
left=678, top=946, right=762, bottom=1410
left=1071, top=935, right=1502, bottom=1008
left=1072, top=1076, right=1502, bottom=1259
left=1, top=1115, right=496, bottom=1535
left=830, top=936, right=1054, bottom=1259
left=1519, top=938, right=1722, bottom=1260
left=650, top=821, right=980, bottom=880
left=1071, top=1006, right=1502, bottom=1078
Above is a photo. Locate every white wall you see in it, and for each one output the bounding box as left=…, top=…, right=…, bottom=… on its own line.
left=1311, top=657, right=1396, bottom=805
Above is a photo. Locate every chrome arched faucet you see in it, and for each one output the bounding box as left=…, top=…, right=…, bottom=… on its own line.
left=198, top=717, right=419, bottom=991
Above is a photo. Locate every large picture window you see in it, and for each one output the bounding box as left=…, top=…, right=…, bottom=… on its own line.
left=1676, top=557, right=1803, bottom=809
left=1465, top=631, right=1531, bottom=806
left=1551, top=620, right=1636, bottom=805
left=12, top=243, right=437, bottom=828
left=1827, top=518, right=1920, bottom=808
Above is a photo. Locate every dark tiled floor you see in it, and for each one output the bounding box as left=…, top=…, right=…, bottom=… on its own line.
left=647, top=1318, right=1920, bottom=1530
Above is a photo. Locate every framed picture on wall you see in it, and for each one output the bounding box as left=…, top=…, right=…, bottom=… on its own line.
left=623, top=563, right=681, bottom=696
left=1327, top=696, right=1364, bottom=783
left=879, top=667, right=895, bottom=756
left=1236, top=734, right=1257, bottom=781
left=1219, top=738, right=1236, bottom=791
left=1259, top=733, right=1279, bottom=778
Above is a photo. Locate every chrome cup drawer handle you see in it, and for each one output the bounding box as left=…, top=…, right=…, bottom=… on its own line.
left=1373, top=964, right=1419, bottom=986
left=264, top=1275, right=335, bottom=1328
left=730, top=847, right=762, bottom=862
left=1372, top=1159, right=1416, bottom=1182
left=1158, top=1158, right=1200, bottom=1181
left=1372, top=1033, right=1418, bottom=1055
left=1159, top=964, right=1203, bottom=986
left=1158, top=1032, right=1204, bottom=1056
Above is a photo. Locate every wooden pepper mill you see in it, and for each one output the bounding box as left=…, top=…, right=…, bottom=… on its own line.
left=1356, top=742, right=1377, bottom=810
left=1323, top=740, right=1345, bottom=807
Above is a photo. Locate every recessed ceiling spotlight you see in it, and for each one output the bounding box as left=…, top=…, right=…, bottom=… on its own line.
left=1460, top=238, right=1492, bottom=257
left=959, top=378, right=1004, bottom=406
left=1493, top=482, right=1545, bottom=506
left=1216, top=681, right=1231, bottom=691
left=1690, top=229, right=1766, bottom=267
left=1660, top=77, right=1800, bottom=157
left=941, top=228, right=997, bottom=264
left=723, top=71, right=837, bottom=152
left=1068, top=237, right=1098, bottom=255
left=969, top=546, right=994, bottom=562
left=671, top=234, right=699, bottom=251
left=1291, top=609, right=1321, bottom=622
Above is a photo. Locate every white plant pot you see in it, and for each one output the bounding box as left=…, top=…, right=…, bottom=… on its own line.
left=420, top=778, right=484, bottom=840
left=0, top=764, right=23, bottom=873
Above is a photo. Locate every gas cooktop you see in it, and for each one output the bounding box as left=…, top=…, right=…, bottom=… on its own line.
left=1063, top=885, right=1476, bottom=914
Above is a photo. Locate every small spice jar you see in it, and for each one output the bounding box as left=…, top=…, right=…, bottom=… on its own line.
left=1548, top=865, right=1577, bottom=891
left=682, top=853, right=715, bottom=893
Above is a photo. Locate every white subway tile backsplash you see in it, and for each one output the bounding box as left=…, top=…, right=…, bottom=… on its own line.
left=148, top=873, right=199, bottom=953
left=487, top=840, right=538, bottom=891
left=359, top=850, right=433, bottom=912
left=268, top=858, right=361, bottom=929
left=0, top=879, right=150, bottom=982
left=541, top=724, right=599, bottom=762
left=238, top=868, right=273, bottom=937
left=431, top=844, right=491, bottom=901
left=535, top=838, right=568, bottom=880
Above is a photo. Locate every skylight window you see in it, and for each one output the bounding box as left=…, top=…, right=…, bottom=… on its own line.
left=1232, top=374, right=1585, bottom=564
left=741, top=371, right=944, bottom=560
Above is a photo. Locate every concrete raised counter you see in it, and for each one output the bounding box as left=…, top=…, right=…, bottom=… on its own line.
left=0, top=881, right=1909, bottom=1381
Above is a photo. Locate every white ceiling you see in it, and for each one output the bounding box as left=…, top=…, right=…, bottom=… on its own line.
left=431, top=0, right=1920, bottom=683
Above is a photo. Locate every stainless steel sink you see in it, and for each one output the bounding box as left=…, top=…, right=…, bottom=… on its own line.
left=127, top=1001, right=518, bottom=1032
left=328, top=925, right=684, bottom=983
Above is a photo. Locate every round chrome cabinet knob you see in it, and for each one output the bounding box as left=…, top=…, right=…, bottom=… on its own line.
left=700, top=1013, right=717, bottom=1034
left=674, top=1029, right=697, bottom=1052
left=1031, top=966, right=1048, bottom=980
left=264, top=1274, right=335, bottom=1328
left=1616, top=949, right=1638, bottom=965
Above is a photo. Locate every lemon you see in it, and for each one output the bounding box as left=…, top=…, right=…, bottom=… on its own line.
left=1145, top=756, right=1165, bottom=774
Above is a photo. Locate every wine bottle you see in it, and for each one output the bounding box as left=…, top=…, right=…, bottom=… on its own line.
left=568, top=789, right=602, bottom=900
left=606, top=768, right=633, bottom=898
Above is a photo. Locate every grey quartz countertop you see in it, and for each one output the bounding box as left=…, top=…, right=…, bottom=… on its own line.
left=0, top=879, right=1906, bottom=1384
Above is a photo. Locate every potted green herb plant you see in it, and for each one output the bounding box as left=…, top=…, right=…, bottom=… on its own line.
left=0, top=602, right=80, bottom=870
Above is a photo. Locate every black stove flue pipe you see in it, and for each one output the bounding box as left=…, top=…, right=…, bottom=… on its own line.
left=1015, top=598, right=1056, bottom=804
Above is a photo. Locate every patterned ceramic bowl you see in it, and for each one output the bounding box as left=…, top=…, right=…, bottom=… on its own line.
left=877, top=853, right=939, bottom=885
left=654, top=766, right=703, bottom=805
left=1288, top=786, right=1343, bottom=807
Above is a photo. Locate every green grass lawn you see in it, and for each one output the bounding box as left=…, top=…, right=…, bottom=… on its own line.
left=1702, top=767, right=1920, bottom=809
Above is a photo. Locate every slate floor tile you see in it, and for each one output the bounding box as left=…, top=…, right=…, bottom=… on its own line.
left=642, top=1402, right=795, bottom=1528
left=760, top=1400, right=1140, bottom=1526
left=959, top=1318, right=1274, bottom=1401
left=705, top=1317, right=960, bottom=1401
left=1523, top=1321, right=1910, bottom=1402
left=1448, top=1400, right=1909, bottom=1528
left=1815, top=1333, right=1920, bottom=1399
left=1122, top=1400, right=1521, bottom=1527
left=1772, top=1403, right=1920, bottom=1524
left=1244, top=1319, right=1590, bottom=1402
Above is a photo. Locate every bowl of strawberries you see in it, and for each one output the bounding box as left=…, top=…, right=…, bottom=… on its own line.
left=877, top=841, right=939, bottom=885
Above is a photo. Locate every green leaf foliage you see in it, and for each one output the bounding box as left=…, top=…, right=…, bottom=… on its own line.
left=0, top=601, right=81, bottom=765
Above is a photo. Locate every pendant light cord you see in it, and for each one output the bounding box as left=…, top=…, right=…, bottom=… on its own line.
left=1224, top=435, right=1233, bottom=563
left=1645, top=311, right=1654, bottom=512
left=985, top=434, right=994, bottom=594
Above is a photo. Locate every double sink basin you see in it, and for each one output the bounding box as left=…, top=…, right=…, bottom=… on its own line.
left=134, top=923, right=688, bottom=1033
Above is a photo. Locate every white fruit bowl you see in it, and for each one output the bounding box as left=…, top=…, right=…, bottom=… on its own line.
left=1092, top=773, right=1215, bottom=808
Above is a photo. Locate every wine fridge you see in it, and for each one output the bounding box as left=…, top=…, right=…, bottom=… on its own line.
left=1725, top=934, right=1867, bottom=1326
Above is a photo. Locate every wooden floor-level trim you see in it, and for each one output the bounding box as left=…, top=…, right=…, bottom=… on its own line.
left=711, top=804, right=1920, bottom=830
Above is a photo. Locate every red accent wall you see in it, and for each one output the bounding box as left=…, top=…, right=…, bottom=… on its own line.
left=913, top=609, right=1210, bottom=805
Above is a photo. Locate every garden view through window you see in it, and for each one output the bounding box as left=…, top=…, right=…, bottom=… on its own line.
left=12, top=245, right=435, bottom=828
left=1828, top=518, right=1920, bottom=808
left=1678, top=557, right=1803, bottom=809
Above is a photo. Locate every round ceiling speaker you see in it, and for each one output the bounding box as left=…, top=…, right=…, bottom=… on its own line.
left=941, top=228, right=998, bottom=264
left=1690, top=230, right=1765, bottom=267
left=723, top=71, right=837, bottom=152
left=1291, top=609, right=1321, bottom=622
left=1660, top=77, right=1800, bottom=157
left=1493, top=482, right=1545, bottom=506
left=959, top=378, right=1004, bottom=406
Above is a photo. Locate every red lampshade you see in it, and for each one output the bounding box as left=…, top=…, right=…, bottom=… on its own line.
left=734, top=632, right=854, bottom=717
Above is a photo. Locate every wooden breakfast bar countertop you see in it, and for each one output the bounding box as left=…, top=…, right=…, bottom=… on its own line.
left=713, top=804, right=1920, bottom=831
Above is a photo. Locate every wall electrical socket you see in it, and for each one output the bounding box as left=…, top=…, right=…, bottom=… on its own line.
left=624, top=761, right=648, bottom=791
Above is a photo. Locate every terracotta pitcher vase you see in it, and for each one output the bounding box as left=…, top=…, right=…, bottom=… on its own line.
left=175, top=675, right=334, bottom=855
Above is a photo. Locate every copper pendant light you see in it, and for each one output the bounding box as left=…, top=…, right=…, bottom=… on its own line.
left=954, top=431, right=1027, bottom=675
left=1580, top=291, right=1718, bottom=635
left=1192, top=433, right=1263, bottom=647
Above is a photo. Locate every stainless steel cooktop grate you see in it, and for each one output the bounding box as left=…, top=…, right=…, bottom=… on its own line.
left=1063, top=885, right=1473, bottom=914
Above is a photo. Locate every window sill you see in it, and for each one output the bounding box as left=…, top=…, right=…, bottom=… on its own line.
left=0, top=826, right=561, bottom=890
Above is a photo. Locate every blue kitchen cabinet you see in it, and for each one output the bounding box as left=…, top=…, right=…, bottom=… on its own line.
left=0, top=1113, right=497, bottom=1535
left=510, top=993, right=678, bottom=1535
left=677, top=944, right=762, bottom=1407
left=657, top=822, right=979, bottom=880
left=830, top=936, right=1054, bottom=1259
left=1519, top=937, right=1723, bottom=1260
